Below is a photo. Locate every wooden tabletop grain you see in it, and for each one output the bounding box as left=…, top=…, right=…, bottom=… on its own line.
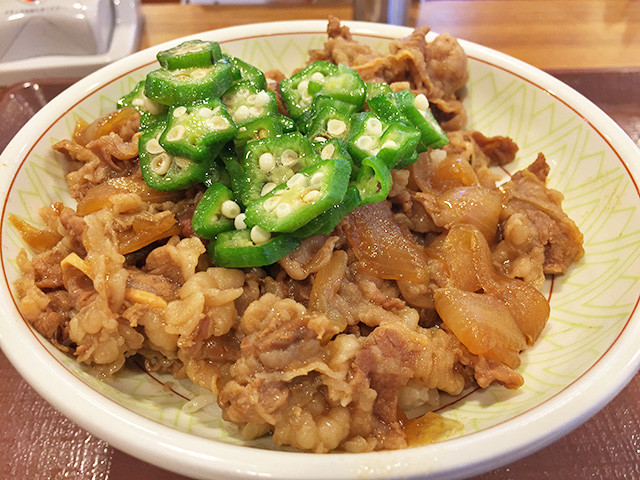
left=2, top=1, right=640, bottom=479
left=139, top=0, right=640, bottom=71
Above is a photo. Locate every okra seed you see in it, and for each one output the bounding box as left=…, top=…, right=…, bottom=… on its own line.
left=327, top=119, right=347, bottom=136
left=150, top=153, right=172, bottom=176
left=286, top=173, right=307, bottom=188
left=275, top=202, right=292, bottom=218
left=145, top=138, right=165, bottom=155
left=175, top=157, right=192, bottom=170
left=190, top=69, right=208, bottom=79
left=257, top=129, right=268, bottom=139
left=302, top=189, right=321, bottom=203
left=234, top=213, right=247, bottom=230
left=132, top=98, right=144, bottom=107
left=263, top=196, right=280, bottom=211
left=247, top=94, right=258, bottom=104
left=314, top=136, right=327, bottom=143
left=355, top=135, right=374, bottom=150
left=143, top=96, right=165, bottom=115
left=413, top=94, right=429, bottom=111
left=381, top=140, right=398, bottom=150
left=297, top=80, right=309, bottom=94
left=280, top=149, right=299, bottom=166
left=208, top=116, right=230, bottom=130
left=258, top=153, right=276, bottom=172
left=166, top=125, right=186, bottom=142
left=309, top=172, right=325, bottom=186
left=173, top=106, right=188, bottom=117
left=210, top=214, right=219, bottom=223
left=261, top=182, right=277, bottom=196
left=365, top=117, right=383, bottom=137
left=297, top=80, right=312, bottom=102
left=321, top=144, right=335, bottom=159
left=197, top=107, right=215, bottom=118
left=250, top=225, right=271, bottom=245
left=255, top=91, right=271, bottom=107
left=310, top=72, right=325, bottom=83
left=221, top=200, right=241, bottom=219
left=234, top=105, right=251, bottom=123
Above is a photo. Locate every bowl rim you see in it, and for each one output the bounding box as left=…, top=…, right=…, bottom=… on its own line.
left=1, top=19, right=640, bottom=480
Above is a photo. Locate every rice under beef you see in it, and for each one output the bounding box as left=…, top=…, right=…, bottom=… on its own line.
left=13, top=19, right=584, bottom=452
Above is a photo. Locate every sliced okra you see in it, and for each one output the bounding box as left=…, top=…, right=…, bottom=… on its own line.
left=245, top=158, right=351, bottom=233
left=241, top=132, right=319, bottom=206
left=203, top=158, right=232, bottom=189
left=367, top=93, right=409, bottom=125
left=159, top=98, right=237, bottom=162
left=223, top=55, right=267, bottom=90
left=275, top=113, right=297, bottom=134
left=117, top=80, right=167, bottom=128
left=365, top=81, right=393, bottom=100
left=279, top=61, right=366, bottom=119
left=233, top=116, right=283, bottom=158
left=221, top=81, right=277, bottom=127
left=218, top=145, right=246, bottom=206
left=139, top=121, right=213, bottom=191
left=346, top=112, right=420, bottom=168
left=355, top=156, right=392, bottom=205
left=390, top=89, right=449, bottom=151
left=209, top=228, right=300, bottom=268
left=156, top=40, right=223, bottom=70
left=305, top=105, right=351, bottom=143
left=192, top=183, right=238, bottom=239
left=313, top=138, right=357, bottom=180
left=292, top=184, right=361, bottom=238
left=144, top=61, right=233, bottom=105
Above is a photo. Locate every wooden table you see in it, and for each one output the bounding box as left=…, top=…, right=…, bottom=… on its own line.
left=2, top=1, right=640, bottom=479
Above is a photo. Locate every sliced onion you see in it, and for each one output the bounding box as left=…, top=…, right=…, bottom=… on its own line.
left=77, top=177, right=181, bottom=215
left=73, top=107, right=140, bottom=146
left=345, top=202, right=429, bottom=282
left=434, top=287, right=526, bottom=368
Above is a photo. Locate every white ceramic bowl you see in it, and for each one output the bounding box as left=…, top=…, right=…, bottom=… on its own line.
left=1, top=20, right=640, bottom=480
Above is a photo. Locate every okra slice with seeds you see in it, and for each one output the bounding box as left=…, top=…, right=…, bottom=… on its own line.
left=241, top=132, right=320, bottom=206
left=117, top=80, right=167, bottom=129
left=245, top=158, right=351, bottom=233
left=279, top=61, right=366, bottom=120
left=390, top=89, right=449, bottom=151
left=355, top=156, right=392, bottom=205
left=156, top=40, right=223, bottom=70
left=192, top=183, right=237, bottom=239
left=210, top=228, right=300, bottom=268
left=346, top=112, right=420, bottom=168
left=305, top=105, right=351, bottom=143
left=376, top=122, right=421, bottom=169
left=313, top=138, right=357, bottom=180
left=159, top=98, right=237, bottom=162
left=144, top=61, right=233, bottom=105
left=221, top=81, right=277, bottom=127
left=140, top=121, right=213, bottom=191
left=233, top=116, right=283, bottom=158
left=292, top=184, right=361, bottom=238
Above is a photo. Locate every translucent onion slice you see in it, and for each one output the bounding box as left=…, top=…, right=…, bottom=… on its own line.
left=345, top=202, right=429, bottom=282
left=434, top=287, right=526, bottom=368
